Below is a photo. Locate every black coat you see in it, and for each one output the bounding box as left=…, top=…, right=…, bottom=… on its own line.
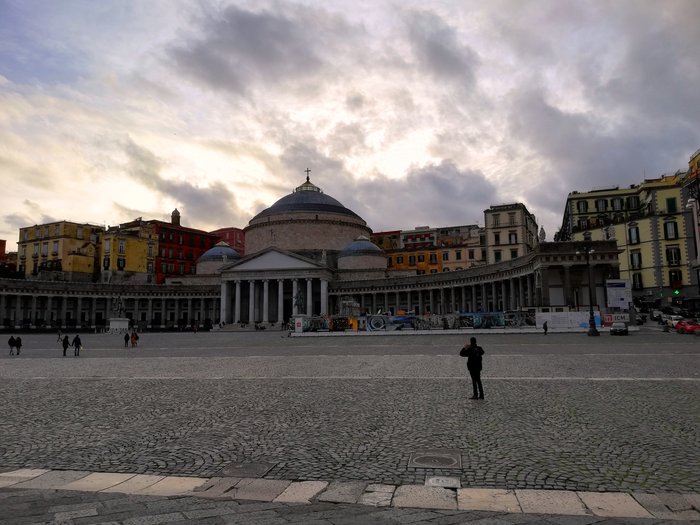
left=460, top=344, right=484, bottom=371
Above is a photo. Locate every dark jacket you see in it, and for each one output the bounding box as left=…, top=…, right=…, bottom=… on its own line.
left=72, top=335, right=81, bottom=348
left=460, top=344, right=484, bottom=371
left=62, top=336, right=70, bottom=350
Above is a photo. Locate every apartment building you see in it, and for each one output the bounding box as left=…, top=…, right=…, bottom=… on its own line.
left=558, top=173, right=697, bottom=300
left=102, top=219, right=157, bottom=283
left=17, top=221, right=104, bottom=281
left=484, top=204, right=539, bottom=264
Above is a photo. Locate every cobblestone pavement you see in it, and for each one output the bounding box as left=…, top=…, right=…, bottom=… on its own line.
left=0, top=330, right=698, bottom=524
left=3, top=487, right=690, bottom=525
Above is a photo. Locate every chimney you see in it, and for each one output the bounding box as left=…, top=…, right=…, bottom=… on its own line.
left=171, top=208, right=181, bottom=226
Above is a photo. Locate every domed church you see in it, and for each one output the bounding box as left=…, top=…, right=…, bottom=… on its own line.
left=218, top=175, right=386, bottom=324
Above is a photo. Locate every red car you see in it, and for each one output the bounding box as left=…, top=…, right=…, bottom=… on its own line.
left=675, top=319, right=700, bottom=334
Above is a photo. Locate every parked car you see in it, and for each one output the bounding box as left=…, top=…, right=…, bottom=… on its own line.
left=610, top=322, right=629, bottom=335
left=666, top=315, right=684, bottom=328
left=675, top=319, right=700, bottom=334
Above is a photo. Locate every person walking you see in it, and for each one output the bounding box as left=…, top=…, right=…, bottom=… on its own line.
left=57, top=329, right=63, bottom=342
left=460, top=336, right=485, bottom=400
left=62, top=335, right=70, bottom=357
left=72, top=334, right=82, bottom=357
left=14, top=336, right=22, bottom=356
left=543, top=321, right=548, bottom=335
left=124, top=333, right=130, bottom=348
left=8, top=336, right=16, bottom=356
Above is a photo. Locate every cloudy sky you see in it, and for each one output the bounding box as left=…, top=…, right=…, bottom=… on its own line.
left=1, top=0, right=699, bottom=250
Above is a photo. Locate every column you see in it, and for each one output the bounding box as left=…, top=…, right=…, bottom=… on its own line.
left=384, top=292, right=389, bottom=313
left=519, top=277, right=525, bottom=309
left=249, top=280, right=256, bottom=323
left=15, top=295, right=22, bottom=328
left=0, top=294, right=5, bottom=328
left=146, top=298, right=152, bottom=327
left=161, top=297, right=166, bottom=327
left=278, top=279, right=284, bottom=323
left=263, top=280, right=270, bottom=323
left=371, top=293, right=376, bottom=315
left=30, top=295, right=37, bottom=328
left=509, top=278, right=517, bottom=310
left=418, top=289, right=424, bottom=315
left=395, top=291, right=400, bottom=314
left=563, top=266, right=572, bottom=307
left=439, top=288, right=445, bottom=315
left=134, top=297, right=140, bottom=325
left=461, top=287, right=467, bottom=313
left=199, top=298, right=204, bottom=327
left=306, top=278, right=313, bottom=316
left=187, top=298, right=193, bottom=326
left=451, top=287, right=457, bottom=313
left=428, top=289, right=434, bottom=315
left=320, top=279, right=328, bottom=315
left=234, top=280, right=241, bottom=323
left=174, top=298, right=180, bottom=327
left=61, top=296, right=68, bottom=328
left=76, top=296, right=83, bottom=328
left=501, top=281, right=507, bottom=311
left=292, top=280, right=299, bottom=315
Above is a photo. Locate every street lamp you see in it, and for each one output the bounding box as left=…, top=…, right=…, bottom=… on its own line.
left=579, top=231, right=600, bottom=336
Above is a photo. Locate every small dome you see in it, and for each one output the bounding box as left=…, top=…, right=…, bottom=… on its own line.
left=198, top=241, right=241, bottom=262
left=338, top=236, right=384, bottom=258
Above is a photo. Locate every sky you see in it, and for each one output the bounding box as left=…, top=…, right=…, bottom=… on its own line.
left=1, top=0, right=699, bottom=250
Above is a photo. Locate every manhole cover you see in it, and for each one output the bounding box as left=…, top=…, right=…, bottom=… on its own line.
left=408, top=449, right=462, bottom=469
left=216, top=462, right=275, bottom=477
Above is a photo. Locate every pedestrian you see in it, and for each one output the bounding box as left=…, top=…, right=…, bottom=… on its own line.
left=72, top=334, right=82, bottom=357
left=543, top=321, right=548, bottom=335
left=62, top=335, right=70, bottom=357
left=57, top=329, right=63, bottom=342
left=8, top=335, right=16, bottom=356
left=124, top=333, right=129, bottom=348
left=15, top=336, right=22, bottom=356
left=130, top=332, right=138, bottom=347
left=460, top=336, right=485, bottom=400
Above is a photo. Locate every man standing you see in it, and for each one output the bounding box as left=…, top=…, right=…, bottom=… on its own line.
left=8, top=335, right=16, bottom=356
left=460, top=336, right=485, bottom=400
left=62, top=335, right=70, bottom=357
left=72, top=334, right=82, bottom=357
left=543, top=321, right=548, bottom=335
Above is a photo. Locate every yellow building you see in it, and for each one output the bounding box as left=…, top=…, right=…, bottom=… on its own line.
left=18, top=221, right=104, bottom=281
left=558, top=173, right=696, bottom=302
left=101, top=219, right=157, bottom=283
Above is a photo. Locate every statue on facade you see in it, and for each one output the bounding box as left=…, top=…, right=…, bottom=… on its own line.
left=293, top=292, right=305, bottom=313
left=538, top=226, right=546, bottom=243
left=112, top=296, right=125, bottom=317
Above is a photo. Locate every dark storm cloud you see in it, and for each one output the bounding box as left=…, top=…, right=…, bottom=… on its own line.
left=405, top=10, right=480, bottom=88
left=123, top=139, right=246, bottom=227
left=168, top=4, right=355, bottom=94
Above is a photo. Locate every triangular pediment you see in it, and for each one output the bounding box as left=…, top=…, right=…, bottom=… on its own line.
left=221, top=248, right=322, bottom=272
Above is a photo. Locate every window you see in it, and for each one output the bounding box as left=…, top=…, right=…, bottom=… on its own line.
left=595, top=199, right=607, bottom=211
left=168, top=263, right=174, bottom=272
left=508, top=213, right=516, bottom=225
left=492, top=214, right=500, bottom=226
left=627, top=196, right=640, bottom=209
left=494, top=250, right=502, bottom=262
left=429, top=253, right=437, bottom=264
left=178, top=251, right=184, bottom=260
left=666, top=197, right=677, bottom=213
left=669, top=269, right=682, bottom=285
left=52, top=240, right=58, bottom=254
left=387, top=257, right=393, bottom=267
left=77, top=226, right=83, bottom=239
left=104, top=240, right=110, bottom=254
left=23, top=230, right=28, bottom=241
left=508, top=232, right=517, bottom=244
left=494, top=233, right=500, bottom=245
left=396, top=256, right=404, bottom=264
left=118, top=240, right=125, bottom=254
left=117, top=257, right=126, bottom=270
left=455, top=250, right=462, bottom=260
left=429, top=269, right=437, bottom=274
left=42, top=242, right=48, bottom=256
left=169, top=233, right=173, bottom=241
left=179, top=264, right=185, bottom=274
left=577, top=201, right=588, bottom=213
left=630, top=251, right=642, bottom=270
left=161, top=263, right=167, bottom=273
left=442, top=252, right=449, bottom=261
left=179, top=235, right=183, bottom=245
left=147, top=244, right=153, bottom=257
left=666, top=246, right=681, bottom=266
left=408, top=255, right=416, bottom=266
left=468, top=249, right=474, bottom=259
left=510, top=249, right=518, bottom=259
left=33, top=244, right=39, bottom=256
left=20, top=246, right=26, bottom=257
left=168, top=248, right=173, bottom=258
left=418, top=254, right=425, bottom=262
left=628, top=225, right=640, bottom=244
left=578, top=218, right=588, bottom=230
left=612, top=198, right=623, bottom=211
left=161, top=248, right=166, bottom=257
left=103, top=256, right=110, bottom=270
left=147, top=262, right=153, bottom=273
left=35, top=227, right=40, bottom=238
left=664, top=221, right=678, bottom=240
left=43, top=226, right=49, bottom=237
left=632, top=273, right=643, bottom=289
left=481, top=249, right=486, bottom=260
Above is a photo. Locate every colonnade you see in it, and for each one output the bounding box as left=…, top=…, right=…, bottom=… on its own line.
left=0, top=287, right=220, bottom=330
left=220, top=277, right=330, bottom=325
left=331, top=274, right=537, bottom=315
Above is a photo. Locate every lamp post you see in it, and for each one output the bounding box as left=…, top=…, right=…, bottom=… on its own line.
left=581, top=231, right=600, bottom=336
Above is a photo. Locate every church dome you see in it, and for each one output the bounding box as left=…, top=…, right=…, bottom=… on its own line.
left=250, top=176, right=362, bottom=221
left=338, top=236, right=384, bottom=258
left=198, top=241, right=241, bottom=262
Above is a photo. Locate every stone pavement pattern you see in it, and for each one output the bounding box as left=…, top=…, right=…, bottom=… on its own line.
left=1, top=468, right=700, bottom=523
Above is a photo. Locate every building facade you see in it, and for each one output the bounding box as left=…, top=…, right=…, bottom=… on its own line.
left=101, top=220, right=156, bottom=283
left=484, top=204, right=539, bottom=264
left=210, top=227, right=245, bottom=256
left=558, top=173, right=697, bottom=302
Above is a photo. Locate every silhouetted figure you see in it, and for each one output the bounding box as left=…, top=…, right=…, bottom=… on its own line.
left=543, top=321, right=548, bottom=335
left=57, top=329, right=63, bottom=342
left=124, top=333, right=130, bottom=347
left=62, top=335, right=70, bottom=357
left=72, top=334, right=82, bottom=357
left=14, top=336, right=22, bottom=356
left=8, top=336, right=16, bottom=356
left=460, top=336, right=485, bottom=400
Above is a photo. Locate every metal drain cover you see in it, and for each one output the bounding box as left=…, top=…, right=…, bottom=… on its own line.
left=216, top=461, right=275, bottom=477
left=408, top=449, right=462, bottom=469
